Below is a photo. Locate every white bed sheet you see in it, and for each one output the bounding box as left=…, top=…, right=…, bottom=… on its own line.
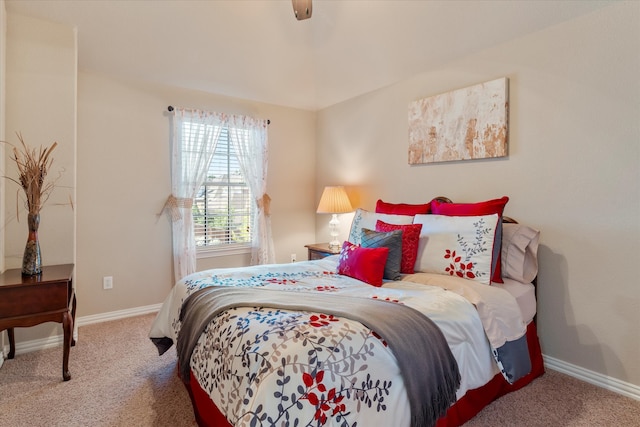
left=493, top=278, right=536, bottom=324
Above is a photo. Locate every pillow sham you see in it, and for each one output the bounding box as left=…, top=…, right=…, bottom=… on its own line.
left=375, top=199, right=431, bottom=216
left=337, top=241, right=389, bottom=287
left=375, top=221, right=423, bottom=274
left=348, top=208, right=414, bottom=245
left=361, top=228, right=403, bottom=281
left=413, top=213, right=500, bottom=285
left=430, top=196, right=509, bottom=283
left=502, top=223, right=540, bottom=283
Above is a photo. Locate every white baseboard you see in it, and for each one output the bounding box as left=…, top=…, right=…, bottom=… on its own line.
left=1, top=303, right=162, bottom=357
left=544, top=354, right=640, bottom=401
left=76, top=303, right=162, bottom=327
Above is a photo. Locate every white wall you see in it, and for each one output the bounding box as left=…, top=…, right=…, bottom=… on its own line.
left=76, top=72, right=317, bottom=317
left=0, top=2, right=6, bottom=268
left=0, top=0, right=7, bottom=367
left=3, top=0, right=637, bottom=393
left=4, top=12, right=76, bottom=343
left=316, top=2, right=639, bottom=387
left=2, top=9, right=316, bottom=346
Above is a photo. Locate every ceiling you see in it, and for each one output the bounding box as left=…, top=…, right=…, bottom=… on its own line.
left=5, top=0, right=613, bottom=111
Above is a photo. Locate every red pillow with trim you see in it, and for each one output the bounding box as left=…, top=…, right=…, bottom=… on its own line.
left=375, top=199, right=430, bottom=216
left=376, top=221, right=423, bottom=274
left=430, top=196, right=509, bottom=283
left=337, top=241, right=389, bottom=287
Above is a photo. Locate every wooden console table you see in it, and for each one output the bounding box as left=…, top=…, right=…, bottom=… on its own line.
left=0, top=264, right=76, bottom=381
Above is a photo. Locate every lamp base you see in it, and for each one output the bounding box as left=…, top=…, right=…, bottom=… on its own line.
left=328, top=240, right=342, bottom=251
left=328, top=214, right=342, bottom=251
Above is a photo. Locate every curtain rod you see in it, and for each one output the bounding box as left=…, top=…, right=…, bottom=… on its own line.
left=167, top=106, right=270, bottom=125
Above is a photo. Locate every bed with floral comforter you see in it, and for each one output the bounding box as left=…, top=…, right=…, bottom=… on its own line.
left=150, top=255, right=536, bottom=427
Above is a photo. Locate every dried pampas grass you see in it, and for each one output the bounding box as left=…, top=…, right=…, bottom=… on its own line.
left=4, top=132, right=59, bottom=216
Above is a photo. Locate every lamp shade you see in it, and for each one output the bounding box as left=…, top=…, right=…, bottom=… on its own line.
left=316, top=186, right=353, bottom=214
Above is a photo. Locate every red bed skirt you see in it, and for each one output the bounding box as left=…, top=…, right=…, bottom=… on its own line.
left=183, top=321, right=544, bottom=427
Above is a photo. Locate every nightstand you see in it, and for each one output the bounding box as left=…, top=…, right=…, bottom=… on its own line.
left=0, top=264, right=76, bottom=381
left=305, top=243, right=340, bottom=260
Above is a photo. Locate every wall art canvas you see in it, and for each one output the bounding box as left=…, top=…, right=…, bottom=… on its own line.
left=408, top=77, right=508, bottom=164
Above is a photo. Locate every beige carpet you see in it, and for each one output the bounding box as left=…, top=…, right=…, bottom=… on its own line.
left=0, top=313, right=638, bottom=427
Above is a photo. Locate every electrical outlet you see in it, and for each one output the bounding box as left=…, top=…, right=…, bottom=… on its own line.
left=103, top=276, right=113, bottom=290
left=290, top=253, right=297, bottom=263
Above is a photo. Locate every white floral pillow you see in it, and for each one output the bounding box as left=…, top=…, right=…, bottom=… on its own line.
left=348, top=208, right=414, bottom=245
left=413, top=214, right=500, bottom=285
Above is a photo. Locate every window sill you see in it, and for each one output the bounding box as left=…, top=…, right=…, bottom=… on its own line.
left=196, top=245, right=252, bottom=259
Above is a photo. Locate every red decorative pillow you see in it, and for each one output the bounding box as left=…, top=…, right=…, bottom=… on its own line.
left=337, top=241, right=389, bottom=287
left=375, top=199, right=430, bottom=216
left=430, top=196, right=509, bottom=283
left=376, top=221, right=423, bottom=274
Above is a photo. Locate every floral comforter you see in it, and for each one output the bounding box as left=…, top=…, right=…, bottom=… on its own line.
left=150, top=256, right=524, bottom=426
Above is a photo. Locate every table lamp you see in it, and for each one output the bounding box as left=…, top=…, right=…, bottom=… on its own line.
left=316, top=186, right=353, bottom=250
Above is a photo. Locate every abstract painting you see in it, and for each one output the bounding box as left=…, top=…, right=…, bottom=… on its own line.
left=408, top=77, right=508, bottom=164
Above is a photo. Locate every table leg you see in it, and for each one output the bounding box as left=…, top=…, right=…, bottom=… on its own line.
left=62, top=311, right=72, bottom=381
left=71, top=293, right=77, bottom=346
left=7, top=328, right=15, bottom=359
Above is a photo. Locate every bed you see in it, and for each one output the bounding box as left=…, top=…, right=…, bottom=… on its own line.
left=150, top=197, right=544, bottom=427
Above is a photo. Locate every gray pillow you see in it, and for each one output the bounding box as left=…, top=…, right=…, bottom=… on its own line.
left=360, top=228, right=403, bottom=281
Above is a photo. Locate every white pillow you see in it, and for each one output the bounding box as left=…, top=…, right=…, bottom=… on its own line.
left=501, top=223, right=540, bottom=283
left=413, top=214, right=499, bottom=285
left=348, top=208, right=414, bottom=245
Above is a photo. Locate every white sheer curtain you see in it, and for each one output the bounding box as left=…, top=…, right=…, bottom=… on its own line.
left=228, top=115, right=275, bottom=265
left=165, top=108, right=225, bottom=282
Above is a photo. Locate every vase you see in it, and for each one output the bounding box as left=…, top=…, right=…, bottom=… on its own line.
left=22, top=212, right=42, bottom=276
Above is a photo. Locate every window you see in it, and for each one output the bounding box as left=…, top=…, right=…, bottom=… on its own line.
left=168, top=108, right=272, bottom=280
left=186, top=125, right=253, bottom=253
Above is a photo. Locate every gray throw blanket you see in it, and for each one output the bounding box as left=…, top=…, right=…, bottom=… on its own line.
left=177, top=286, right=461, bottom=427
